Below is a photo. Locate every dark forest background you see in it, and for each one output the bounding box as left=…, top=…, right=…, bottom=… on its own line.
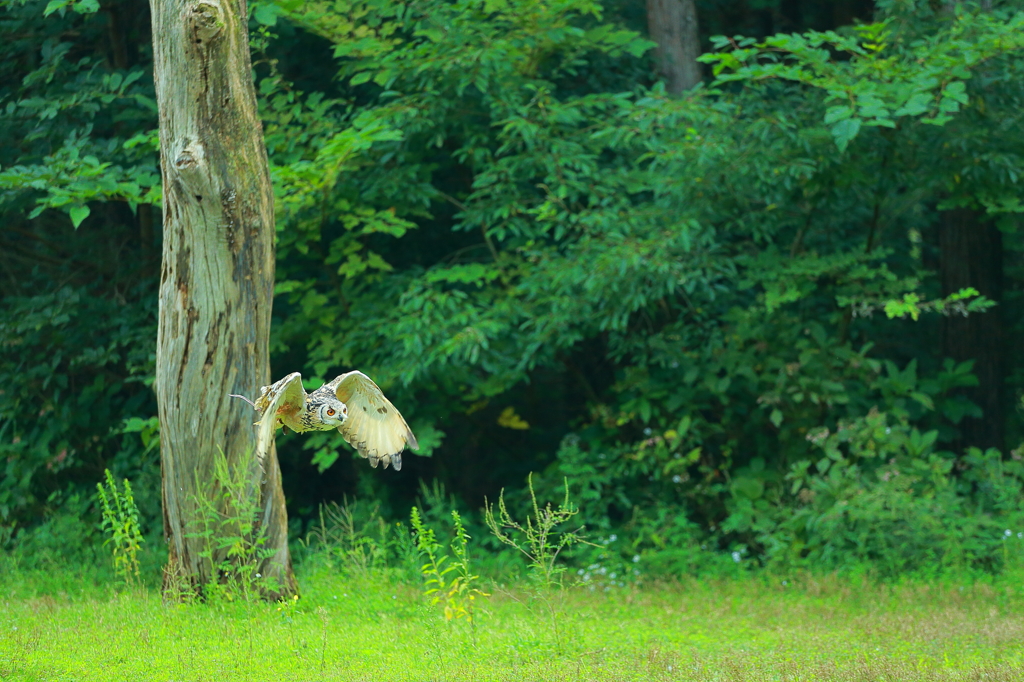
left=3, top=0, right=1024, bottom=578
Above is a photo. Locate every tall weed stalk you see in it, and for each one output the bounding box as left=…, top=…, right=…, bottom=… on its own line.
left=96, top=469, right=144, bottom=588
left=484, top=474, right=588, bottom=588
left=484, top=473, right=591, bottom=653
left=410, top=506, right=489, bottom=641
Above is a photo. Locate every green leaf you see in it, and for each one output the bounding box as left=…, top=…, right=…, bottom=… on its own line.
left=639, top=399, right=652, bottom=423
left=311, top=447, right=339, bottom=472
left=944, top=81, right=968, bottom=105
left=910, top=392, right=934, bottom=411
left=824, top=105, right=853, bottom=125
left=408, top=422, right=443, bottom=457
left=253, top=3, right=278, bottom=25
left=676, top=414, right=692, bottom=438
left=69, top=204, right=90, bottom=228
left=43, top=0, right=67, bottom=16
left=350, top=71, right=373, bottom=86
left=731, top=477, right=764, bottom=500
left=893, top=93, right=931, bottom=117
left=830, top=118, right=861, bottom=152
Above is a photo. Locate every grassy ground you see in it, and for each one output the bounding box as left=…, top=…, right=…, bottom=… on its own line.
left=3, top=563, right=1024, bottom=682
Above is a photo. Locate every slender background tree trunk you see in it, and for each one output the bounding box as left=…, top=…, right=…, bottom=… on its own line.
left=937, top=0, right=1004, bottom=455
left=150, top=0, right=295, bottom=598
left=646, top=0, right=702, bottom=95
left=939, top=208, right=1005, bottom=453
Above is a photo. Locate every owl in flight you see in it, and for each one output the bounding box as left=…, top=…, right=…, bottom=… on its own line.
left=232, top=371, right=418, bottom=471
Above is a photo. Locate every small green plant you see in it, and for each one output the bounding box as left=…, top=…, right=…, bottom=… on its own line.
left=96, top=469, right=144, bottom=587
left=189, top=449, right=278, bottom=602
left=301, top=495, right=421, bottom=582
left=306, top=498, right=390, bottom=577
left=484, top=473, right=588, bottom=589
left=409, top=506, right=489, bottom=629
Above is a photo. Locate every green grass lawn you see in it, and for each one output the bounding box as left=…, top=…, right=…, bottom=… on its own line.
left=3, top=564, right=1024, bottom=681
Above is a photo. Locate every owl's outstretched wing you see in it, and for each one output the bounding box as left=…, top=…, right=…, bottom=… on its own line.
left=325, top=371, right=418, bottom=471
left=254, top=372, right=307, bottom=465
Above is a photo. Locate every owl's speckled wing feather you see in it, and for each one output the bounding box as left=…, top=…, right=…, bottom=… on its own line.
left=325, top=371, right=417, bottom=471
left=254, top=372, right=307, bottom=465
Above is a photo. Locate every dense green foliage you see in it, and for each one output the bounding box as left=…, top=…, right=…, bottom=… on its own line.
left=3, top=0, right=1024, bottom=579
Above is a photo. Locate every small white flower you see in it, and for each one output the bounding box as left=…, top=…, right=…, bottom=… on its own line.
left=672, top=475, right=682, bottom=483
left=1005, top=529, right=1013, bottom=537
left=1018, top=532, right=1022, bottom=540
left=609, top=572, right=617, bottom=579
left=609, top=534, right=618, bottom=542
left=632, top=554, right=640, bottom=563
left=643, top=428, right=653, bottom=436
left=255, top=573, right=261, bottom=578
left=732, top=551, right=742, bottom=563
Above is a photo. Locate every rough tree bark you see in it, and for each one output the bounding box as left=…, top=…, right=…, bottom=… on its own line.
left=150, top=0, right=296, bottom=598
left=939, top=208, right=1005, bottom=453
left=646, top=0, right=702, bottom=95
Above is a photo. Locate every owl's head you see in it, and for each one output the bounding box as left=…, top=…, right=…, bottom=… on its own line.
left=313, top=396, right=348, bottom=427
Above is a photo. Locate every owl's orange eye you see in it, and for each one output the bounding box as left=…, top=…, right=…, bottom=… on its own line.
left=327, top=408, right=335, bottom=416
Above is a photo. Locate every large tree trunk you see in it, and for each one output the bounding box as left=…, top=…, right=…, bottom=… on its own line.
left=939, top=208, right=1005, bottom=453
left=150, top=0, right=296, bottom=598
left=646, top=0, right=702, bottom=95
